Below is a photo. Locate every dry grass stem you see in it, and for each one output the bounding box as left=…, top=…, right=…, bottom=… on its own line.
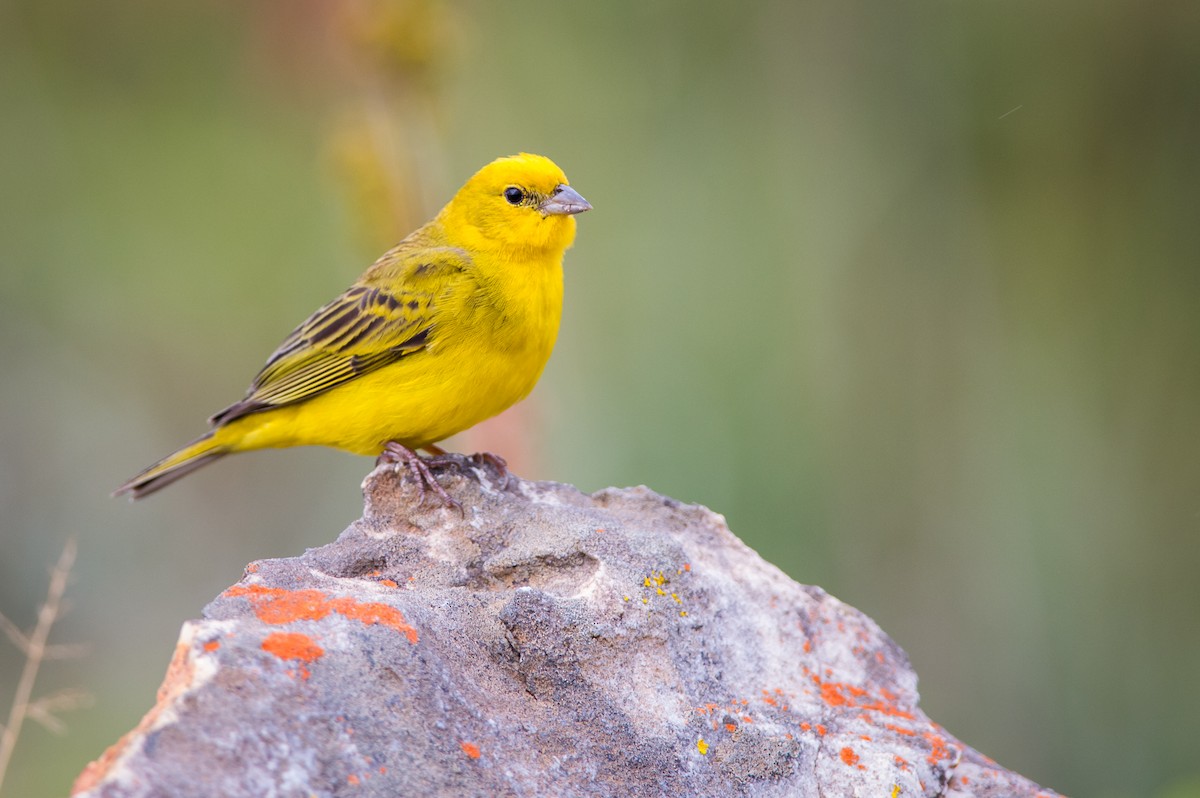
left=0, top=536, right=87, bottom=793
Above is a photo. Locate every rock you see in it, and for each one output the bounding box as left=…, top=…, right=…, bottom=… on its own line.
left=74, top=457, right=1062, bottom=797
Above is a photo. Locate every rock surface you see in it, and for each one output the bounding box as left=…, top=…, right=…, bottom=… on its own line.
left=75, top=457, right=1062, bottom=797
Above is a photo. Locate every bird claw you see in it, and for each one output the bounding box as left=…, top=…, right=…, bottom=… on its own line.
left=424, top=449, right=510, bottom=490
left=428, top=450, right=510, bottom=489
left=377, top=442, right=463, bottom=514
left=468, top=451, right=510, bottom=490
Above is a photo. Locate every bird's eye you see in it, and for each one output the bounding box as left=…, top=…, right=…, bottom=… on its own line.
left=504, top=187, right=525, bottom=205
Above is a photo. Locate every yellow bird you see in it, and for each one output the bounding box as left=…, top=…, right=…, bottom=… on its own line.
left=115, top=153, right=590, bottom=502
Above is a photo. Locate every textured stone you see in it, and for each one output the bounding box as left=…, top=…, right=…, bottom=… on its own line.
left=75, top=457, right=1063, bottom=797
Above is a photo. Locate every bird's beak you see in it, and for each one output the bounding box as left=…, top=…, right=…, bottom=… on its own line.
left=538, top=184, right=592, bottom=216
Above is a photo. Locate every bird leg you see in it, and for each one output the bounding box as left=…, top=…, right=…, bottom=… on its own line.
left=377, top=442, right=462, bottom=512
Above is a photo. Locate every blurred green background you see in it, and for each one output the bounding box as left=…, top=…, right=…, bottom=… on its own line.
left=2, top=1, right=1198, bottom=795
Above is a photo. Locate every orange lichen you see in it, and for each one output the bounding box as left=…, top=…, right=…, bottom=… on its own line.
left=724, top=723, right=737, bottom=732
left=460, top=741, right=481, bottom=759
left=923, top=732, right=952, bottom=766
left=894, top=754, right=910, bottom=770
left=347, top=774, right=360, bottom=785
left=886, top=724, right=916, bottom=736
left=225, top=584, right=419, bottom=644
left=683, top=563, right=691, bottom=572
left=225, top=586, right=330, bottom=623
left=804, top=667, right=916, bottom=721
left=330, top=596, right=419, bottom=643
left=803, top=639, right=813, bottom=653
left=379, top=579, right=398, bottom=588
left=800, top=722, right=811, bottom=732
left=202, top=640, right=220, bottom=652
left=840, top=747, right=860, bottom=767
left=857, top=698, right=915, bottom=720
left=821, top=682, right=850, bottom=706
left=816, top=724, right=827, bottom=736
left=262, top=632, right=324, bottom=663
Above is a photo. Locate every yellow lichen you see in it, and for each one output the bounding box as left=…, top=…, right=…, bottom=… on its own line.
left=633, top=566, right=694, bottom=614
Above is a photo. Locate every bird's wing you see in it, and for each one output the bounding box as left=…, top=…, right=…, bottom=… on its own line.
left=210, top=246, right=469, bottom=427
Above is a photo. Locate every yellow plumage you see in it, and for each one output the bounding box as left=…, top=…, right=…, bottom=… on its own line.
left=115, top=153, right=590, bottom=499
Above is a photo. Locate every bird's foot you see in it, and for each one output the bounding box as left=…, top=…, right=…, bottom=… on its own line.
left=377, top=442, right=462, bottom=514
left=422, top=447, right=510, bottom=490
left=427, top=451, right=511, bottom=489
left=468, top=451, right=510, bottom=490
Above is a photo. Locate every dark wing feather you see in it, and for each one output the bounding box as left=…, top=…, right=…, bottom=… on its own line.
left=210, top=246, right=466, bottom=427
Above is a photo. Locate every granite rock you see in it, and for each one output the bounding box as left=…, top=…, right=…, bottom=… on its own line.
left=75, top=457, right=1062, bottom=797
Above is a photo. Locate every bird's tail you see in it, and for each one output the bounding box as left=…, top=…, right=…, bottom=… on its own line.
left=113, top=432, right=229, bottom=500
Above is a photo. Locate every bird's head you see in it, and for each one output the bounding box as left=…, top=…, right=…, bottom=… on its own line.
left=441, top=153, right=591, bottom=256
